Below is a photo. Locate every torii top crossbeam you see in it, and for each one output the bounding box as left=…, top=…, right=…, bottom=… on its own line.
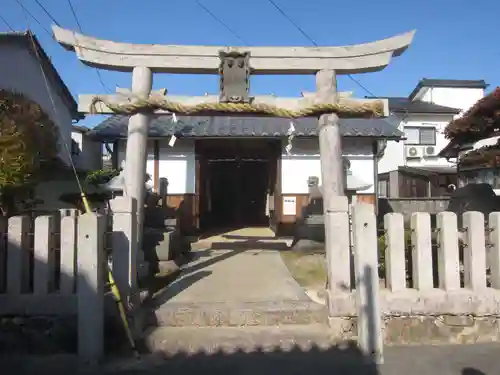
left=53, top=26, right=415, bottom=75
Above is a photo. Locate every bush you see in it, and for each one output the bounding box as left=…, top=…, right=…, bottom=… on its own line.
left=85, top=169, right=120, bottom=187
left=0, top=90, right=59, bottom=216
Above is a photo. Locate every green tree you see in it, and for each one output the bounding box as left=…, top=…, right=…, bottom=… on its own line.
left=0, top=90, right=59, bottom=216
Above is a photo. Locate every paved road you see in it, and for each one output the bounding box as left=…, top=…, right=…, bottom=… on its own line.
left=2, top=343, right=498, bottom=375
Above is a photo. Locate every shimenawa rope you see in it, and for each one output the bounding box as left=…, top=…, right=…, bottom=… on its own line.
left=90, top=96, right=385, bottom=118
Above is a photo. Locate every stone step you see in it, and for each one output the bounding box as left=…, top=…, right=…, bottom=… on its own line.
left=142, top=324, right=338, bottom=355
left=146, top=300, right=327, bottom=327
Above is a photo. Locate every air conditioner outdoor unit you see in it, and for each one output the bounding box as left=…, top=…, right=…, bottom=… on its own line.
left=424, top=146, right=436, bottom=156
left=406, top=146, right=421, bottom=158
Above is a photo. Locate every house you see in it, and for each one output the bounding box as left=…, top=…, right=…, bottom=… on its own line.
left=71, top=125, right=103, bottom=171
left=439, top=87, right=500, bottom=194
left=0, top=31, right=82, bottom=165
left=0, top=31, right=94, bottom=211
left=88, top=115, right=402, bottom=234
left=377, top=79, right=487, bottom=198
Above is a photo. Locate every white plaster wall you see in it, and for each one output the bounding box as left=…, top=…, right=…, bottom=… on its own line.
left=72, top=131, right=83, bottom=151
left=402, top=114, right=455, bottom=169
left=281, top=137, right=375, bottom=194
left=377, top=114, right=405, bottom=174
left=71, top=131, right=102, bottom=171
left=157, top=139, right=196, bottom=194
left=377, top=139, right=404, bottom=174
left=378, top=113, right=459, bottom=173
left=117, top=139, right=196, bottom=194
left=378, top=86, right=486, bottom=174
left=419, top=87, right=485, bottom=115
left=0, top=43, right=74, bottom=166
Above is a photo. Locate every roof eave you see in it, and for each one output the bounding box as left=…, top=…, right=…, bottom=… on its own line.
left=391, top=109, right=461, bottom=115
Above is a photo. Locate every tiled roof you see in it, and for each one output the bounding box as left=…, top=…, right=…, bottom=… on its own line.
left=87, top=115, right=403, bottom=140
left=367, top=97, right=461, bottom=114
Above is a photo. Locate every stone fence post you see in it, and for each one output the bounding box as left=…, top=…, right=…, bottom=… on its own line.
left=109, top=197, right=138, bottom=303
left=325, top=197, right=351, bottom=303
left=351, top=203, right=383, bottom=364
left=463, top=211, right=487, bottom=290
left=77, top=213, right=106, bottom=362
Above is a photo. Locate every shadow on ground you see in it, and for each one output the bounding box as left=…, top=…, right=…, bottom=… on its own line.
left=104, top=341, right=381, bottom=374
left=83, top=342, right=489, bottom=375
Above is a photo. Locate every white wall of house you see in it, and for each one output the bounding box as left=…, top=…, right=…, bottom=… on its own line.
left=377, top=115, right=406, bottom=174
left=71, top=130, right=102, bottom=171
left=281, top=137, right=375, bottom=194
left=378, top=86, right=486, bottom=174
left=117, top=137, right=375, bottom=195
left=416, top=87, right=485, bottom=116
left=117, top=139, right=196, bottom=194
left=0, top=42, right=74, bottom=166
left=402, top=114, right=455, bottom=169
left=378, top=114, right=455, bottom=174
left=157, top=140, right=196, bottom=194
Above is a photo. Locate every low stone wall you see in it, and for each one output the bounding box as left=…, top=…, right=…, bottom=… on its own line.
left=328, top=290, right=500, bottom=344
left=323, top=202, right=500, bottom=350
left=378, top=197, right=449, bottom=224
left=329, top=315, right=500, bottom=345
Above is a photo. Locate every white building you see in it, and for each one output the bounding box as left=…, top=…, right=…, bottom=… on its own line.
left=377, top=79, right=487, bottom=198
left=0, top=31, right=103, bottom=211
left=89, top=115, right=402, bottom=234
left=0, top=31, right=82, bottom=166
left=71, top=125, right=103, bottom=171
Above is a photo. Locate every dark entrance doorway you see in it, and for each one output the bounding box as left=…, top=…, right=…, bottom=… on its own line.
left=197, top=139, right=281, bottom=232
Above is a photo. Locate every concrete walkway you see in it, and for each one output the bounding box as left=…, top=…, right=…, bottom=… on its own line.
left=149, top=227, right=308, bottom=305
left=146, top=228, right=326, bottom=327
left=160, top=228, right=303, bottom=304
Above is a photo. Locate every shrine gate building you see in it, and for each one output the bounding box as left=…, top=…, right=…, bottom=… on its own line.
left=89, top=115, right=402, bottom=234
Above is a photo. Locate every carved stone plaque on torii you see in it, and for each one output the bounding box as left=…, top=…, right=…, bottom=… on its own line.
left=52, top=24, right=414, bottom=323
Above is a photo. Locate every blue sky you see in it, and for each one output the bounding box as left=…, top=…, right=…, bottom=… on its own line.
left=1, top=0, right=498, bottom=127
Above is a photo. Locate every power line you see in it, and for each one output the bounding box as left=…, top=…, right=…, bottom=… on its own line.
left=13, top=0, right=114, bottom=93
left=65, top=0, right=112, bottom=93
left=266, top=0, right=377, bottom=98
left=33, top=0, right=60, bottom=26
left=266, top=0, right=314, bottom=48
left=194, top=0, right=248, bottom=45
left=0, top=13, right=15, bottom=31
left=66, top=0, right=83, bottom=31
left=13, top=0, right=53, bottom=38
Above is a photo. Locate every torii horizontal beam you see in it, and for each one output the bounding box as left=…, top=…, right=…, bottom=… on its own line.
left=52, top=26, right=415, bottom=75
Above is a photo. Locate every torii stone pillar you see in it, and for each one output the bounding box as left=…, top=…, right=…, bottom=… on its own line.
left=124, top=67, right=152, bottom=248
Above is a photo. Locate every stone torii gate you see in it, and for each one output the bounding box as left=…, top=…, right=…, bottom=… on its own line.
left=53, top=25, right=414, bottom=358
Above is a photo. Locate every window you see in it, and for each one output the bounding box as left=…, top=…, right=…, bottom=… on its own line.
left=378, top=180, right=388, bottom=198
left=404, top=126, right=436, bottom=145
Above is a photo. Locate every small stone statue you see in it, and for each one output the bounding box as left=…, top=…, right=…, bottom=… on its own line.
left=307, top=176, right=319, bottom=187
